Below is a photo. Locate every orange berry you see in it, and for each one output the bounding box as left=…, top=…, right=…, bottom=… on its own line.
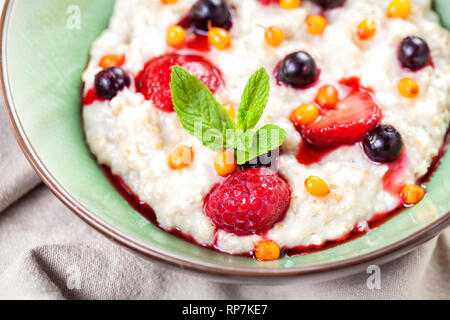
left=306, top=15, right=327, bottom=35
left=401, top=185, right=425, bottom=205
left=167, top=25, right=185, bottom=48
left=223, top=103, right=236, bottom=119
left=387, top=0, right=412, bottom=19
left=280, top=0, right=301, bottom=10
left=254, top=241, right=281, bottom=261
left=265, top=26, right=285, bottom=47
left=316, top=85, right=339, bottom=109
left=214, top=150, right=237, bottom=177
left=290, top=104, right=320, bottom=126
left=168, top=146, right=194, bottom=170
left=357, top=19, right=377, bottom=40
left=161, top=0, right=178, bottom=4
left=208, top=27, right=231, bottom=50
left=305, top=176, right=330, bottom=198
left=398, top=78, right=420, bottom=98
left=99, top=54, right=125, bottom=69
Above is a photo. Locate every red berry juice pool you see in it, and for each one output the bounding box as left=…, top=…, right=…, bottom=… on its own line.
left=101, top=126, right=449, bottom=258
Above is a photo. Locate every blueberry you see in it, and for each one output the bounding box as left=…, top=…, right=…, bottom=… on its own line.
left=94, top=67, right=130, bottom=100
left=311, top=0, right=345, bottom=9
left=276, top=51, right=318, bottom=88
left=242, top=149, right=280, bottom=171
left=190, top=0, right=232, bottom=33
left=398, top=36, right=430, bottom=70
left=363, top=125, right=403, bottom=163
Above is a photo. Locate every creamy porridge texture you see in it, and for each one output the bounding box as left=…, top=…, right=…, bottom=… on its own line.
left=82, top=0, right=450, bottom=257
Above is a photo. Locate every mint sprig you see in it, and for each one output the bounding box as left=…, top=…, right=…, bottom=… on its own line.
left=237, top=68, right=270, bottom=131
left=170, top=66, right=286, bottom=165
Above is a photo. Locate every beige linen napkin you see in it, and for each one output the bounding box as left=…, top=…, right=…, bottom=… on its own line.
left=0, top=105, right=448, bottom=300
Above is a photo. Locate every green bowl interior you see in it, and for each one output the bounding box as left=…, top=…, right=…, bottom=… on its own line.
left=3, top=0, right=450, bottom=271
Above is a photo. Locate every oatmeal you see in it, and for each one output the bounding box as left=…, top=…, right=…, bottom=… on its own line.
left=82, top=0, right=450, bottom=258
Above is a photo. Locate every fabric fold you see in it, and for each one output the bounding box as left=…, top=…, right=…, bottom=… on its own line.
left=0, top=105, right=448, bottom=300
left=0, top=106, right=41, bottom=211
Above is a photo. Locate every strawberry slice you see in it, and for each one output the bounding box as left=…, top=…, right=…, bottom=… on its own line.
left=300, top=90, right=382, bottom=149
left=136, top=53, right=223, bottom=112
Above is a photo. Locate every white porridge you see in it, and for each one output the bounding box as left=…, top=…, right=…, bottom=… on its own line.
left=82, top=0, right=450, bottom=257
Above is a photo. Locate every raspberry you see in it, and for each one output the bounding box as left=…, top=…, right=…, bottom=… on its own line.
left=136, top=53, right=223, bottom=112
left=204, top=168, right=291, bottom=235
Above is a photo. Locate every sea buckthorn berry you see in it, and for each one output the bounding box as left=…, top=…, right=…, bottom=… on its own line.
left=208, top=27, right=231, bottom=50
left=387, top=0, right=412, bottom=19
left=290, top=104, right=320, bottom=126
left=167, top=25, right=185, bottom=48
left=223, top=103, right=236, bottom=119
left=99, top=54, right=125, bottom=69
left=280, top=0, right=301, bottom=10
left=316, top=85, right=338, bottom=109
left=265, top=26, right=285, bottom=47
left=161, top=0, right=178, bottom=4
left=357, top=19, right=376, bottom=40
left=305, top=176, right=330, bottom=198
left=306, top=15, right=327, bottom=35
left=254, top=241, right=281, bottom=261
left=398, top=78, right=420, bottom=98
left=168, top=146, right=194, bottom=170
left=214, top=150, right=237, bottom=177
left=401, top=185, right=425, bottom=205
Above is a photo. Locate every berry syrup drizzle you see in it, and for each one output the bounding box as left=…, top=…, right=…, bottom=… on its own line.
left=400, top=56, right=435, bottom=72
left=83, top=88, right=103, bottom=105
left=284, top=129, right=449, bottom=257
left=101, top=125, right=449, bottom=259
left=177, top=15, right=211, bottom=52
left=102, top=166, right=218, bottom=251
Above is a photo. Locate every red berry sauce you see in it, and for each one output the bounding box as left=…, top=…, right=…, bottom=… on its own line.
left=176, top=14, right=211, bottom=52
left=83, top=88, right=104, bottom=106
left=296, top=141, right=338, bottom=165
left=101, top=125, right=449, bottom=258
left=399, top=56, right=435, bottom=73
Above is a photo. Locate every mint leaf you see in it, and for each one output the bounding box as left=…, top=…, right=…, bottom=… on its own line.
left=232, top=130, right=257, bottom=151
left=170, top=66, right=236, bottom=152
left=237, top=68, right=270, bottom=131
left=235, top=124, right=286, bottom=165
left=171, top=67, right=286, bottom=165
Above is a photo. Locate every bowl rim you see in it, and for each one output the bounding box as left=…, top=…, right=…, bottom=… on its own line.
left=1, top=0, right=449, bottom=279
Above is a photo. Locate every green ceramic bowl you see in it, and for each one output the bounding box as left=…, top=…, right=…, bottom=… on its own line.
left=1, top=0, right=449, bottom=283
